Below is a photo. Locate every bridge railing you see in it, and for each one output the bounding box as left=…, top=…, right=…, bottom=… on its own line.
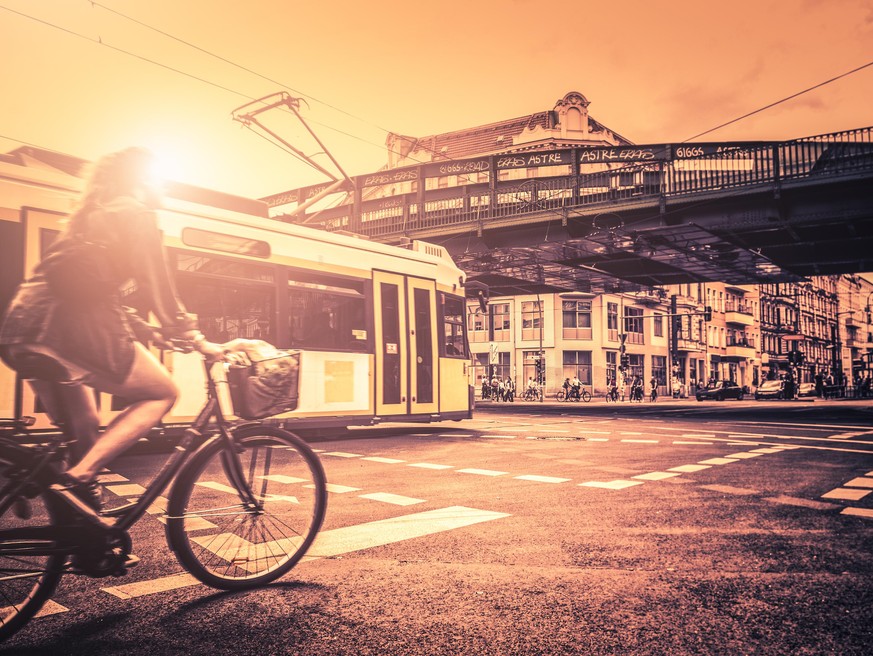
left=282, top=126, right=873, bottom=239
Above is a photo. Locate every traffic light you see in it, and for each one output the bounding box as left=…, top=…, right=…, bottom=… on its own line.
left=620, top=353, right=630, bottom=369
left=703, top=306, right=712, bottom=321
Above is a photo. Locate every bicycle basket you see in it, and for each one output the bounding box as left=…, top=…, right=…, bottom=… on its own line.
left=227, top=350, right=300, bottom=420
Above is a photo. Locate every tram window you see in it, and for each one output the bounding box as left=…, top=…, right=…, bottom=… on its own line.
left=441, top=293, right=468, bottom=358
left=175, top=277, right=275, bottom=343
left=175, top=252, right=274, bottom=282
left=181, top=228, right=270, bottom=258
left=288, top=275, right=367, bottom=351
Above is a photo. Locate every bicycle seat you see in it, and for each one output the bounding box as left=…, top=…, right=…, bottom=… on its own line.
left=4, top=351, right=73, bottom=383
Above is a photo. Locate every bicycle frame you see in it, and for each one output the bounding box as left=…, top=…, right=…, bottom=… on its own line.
left=0, top=359, right=254, bottom=546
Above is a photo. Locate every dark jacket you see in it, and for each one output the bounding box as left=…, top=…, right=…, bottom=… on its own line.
left=0, top=197, right=195, bottom=382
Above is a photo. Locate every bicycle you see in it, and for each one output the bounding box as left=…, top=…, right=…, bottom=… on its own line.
left=555, top=387, right=592, bottom=403
left=522, top=387, right=542, bottom=402
left=605, top=386, right=620, bottom=403
left=0, top=348, right=327, bottom=642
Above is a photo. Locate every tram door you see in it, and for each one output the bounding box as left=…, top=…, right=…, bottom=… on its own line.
left=373, top=272, right=439, bottom=416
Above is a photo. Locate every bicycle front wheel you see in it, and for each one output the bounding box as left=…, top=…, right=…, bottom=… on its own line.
left=0, top=456, right=66, bottom=642
left=166, top=425, right=327, bottom=591
left=581, top=390, right=592, bottom=402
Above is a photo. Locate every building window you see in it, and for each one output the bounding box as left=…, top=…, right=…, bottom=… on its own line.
left=562, top=300, right=592, bottom=340
left=521, top=300, right=542, bottom=341
left=652, top=355, right=667, bottom=386
left=607, top=302, right=619, bottom=341
left=606, top=351, right=617, bottom=386
left=627, top=353, right=645, bottom=381
left=624, top=307, right=645, bottom=344
left=493, top=303, right=511, bottom=342
left=653, top=313, right=664, bottom=337
left=467, top=307, right=489, bottom=343
left=523, top=350, right=544, bottom=387
left=562, top=350, right=592, bottom=385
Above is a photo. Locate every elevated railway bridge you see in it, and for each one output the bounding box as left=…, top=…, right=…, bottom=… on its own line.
left=265, top=126, right=873, bottom=296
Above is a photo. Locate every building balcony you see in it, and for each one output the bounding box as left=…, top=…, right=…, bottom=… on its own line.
left=724, top=310, right=755, bottom=326
left=725, top=344, right=757, bottom=359
left=844, top=314, right=859, bottom=327
left=675, top=338, right=706, bottom=352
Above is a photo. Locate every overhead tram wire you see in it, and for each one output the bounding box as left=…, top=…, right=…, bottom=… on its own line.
left=681, top=59, right=873, bottom=142
left=0, top=3, right=440, bottom=170
left=87, top=1, right=457, bottom=167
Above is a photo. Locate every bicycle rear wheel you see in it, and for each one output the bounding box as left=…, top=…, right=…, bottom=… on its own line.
left=0, top=456, right=66, bottom=642
left=581, top=389, right=592, bottom=402
left=166, top=425, right=327, bottom=590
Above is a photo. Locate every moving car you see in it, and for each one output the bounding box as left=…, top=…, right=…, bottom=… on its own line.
left=695, top=380, right=744, bottom=401
left=755, top=379, right=786, bottom=400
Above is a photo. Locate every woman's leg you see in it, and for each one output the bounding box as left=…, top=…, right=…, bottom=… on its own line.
left=66, top=343, right=177, bottom=483
left=28, top=381, right=100, bottom=463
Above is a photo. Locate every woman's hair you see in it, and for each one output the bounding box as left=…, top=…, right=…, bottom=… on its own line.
left=85, top=147, right=158, bottom=205
left=67, top=147, right=159, bottom=233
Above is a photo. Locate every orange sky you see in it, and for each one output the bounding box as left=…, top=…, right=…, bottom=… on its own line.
left=1, top=0, right=872, bottom=200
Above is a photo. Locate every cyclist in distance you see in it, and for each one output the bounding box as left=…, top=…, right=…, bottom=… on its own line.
left=0, top=147, right=227, bottom=511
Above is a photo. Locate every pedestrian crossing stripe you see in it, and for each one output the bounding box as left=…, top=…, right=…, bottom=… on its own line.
left=102, top=506, right=510, bottom=599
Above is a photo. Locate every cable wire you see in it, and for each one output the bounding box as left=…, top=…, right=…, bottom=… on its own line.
left=681, top=59, right=873, bottom=142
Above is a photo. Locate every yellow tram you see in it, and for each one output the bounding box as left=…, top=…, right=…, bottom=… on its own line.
left=0, top=148, right=473, bottom=435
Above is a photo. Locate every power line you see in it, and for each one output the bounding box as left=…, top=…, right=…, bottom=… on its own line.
left=682, top=59, right=873, bottom=142
left=88, top=1, right=397, bottom=136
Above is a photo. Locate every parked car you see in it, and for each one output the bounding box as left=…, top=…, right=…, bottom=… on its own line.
left=695, top=380, right=744, bottom=401
left=755, top=379, right=786, bottom=400
left=797, top=382, right=816, bottom=398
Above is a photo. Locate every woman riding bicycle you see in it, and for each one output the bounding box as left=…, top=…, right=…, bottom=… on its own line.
left=0, top=148, right=227, bottom=511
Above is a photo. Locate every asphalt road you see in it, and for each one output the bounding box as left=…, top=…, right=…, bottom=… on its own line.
left=4, top=399, right=872, bottom=655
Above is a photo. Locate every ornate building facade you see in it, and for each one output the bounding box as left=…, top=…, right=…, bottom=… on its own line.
left=385, top=91, right=873, bottom=396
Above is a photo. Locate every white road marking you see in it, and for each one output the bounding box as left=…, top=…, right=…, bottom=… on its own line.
left=481, top=434, right=517, bottom=439
left=32, top=599, right=69, bottom=617
left=103, top=573, right=198, bottom=600
left=622, top=439, right=659, bottom=444
left=97, top=473, right=129, bottom=483
left=322, top=452, right=362, bottom=458
left=408, top=463, right=454, bottom=470
left=358, top=492, right=425, bottom=506
left=579, top=480, right=644, bottom=490
left=841, top=507, right=873, bottom=519
left=105, top=483, right=147, bottom=496
left=700, top=484, right=758, bottom=495
left=763, top=496, right=841, bottom=511
left=673, top=441, right=713, bottom=445
left=457, top=468, right=507, bottom=477
left=632, top=472, right=681, bottom=481
left=698, top=458, right=738, bottom=465
left=725, top=452, right=763, bottom=459
left=668, top=464, right=711, bottom=473
left=103, top=506, right=510, bottom=600
left=843, top=477, right=873, bottom=488
left=305, top=506, right=510, bottom=558
left=312, top=483, right=360, bottom=494
left=514, top=475, right=571, bottom=483
left=821, top=488, right=871, bottom=501
left=259, top=475, right=309, bottom=484
left=362, top=456, right=406, bottom=464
